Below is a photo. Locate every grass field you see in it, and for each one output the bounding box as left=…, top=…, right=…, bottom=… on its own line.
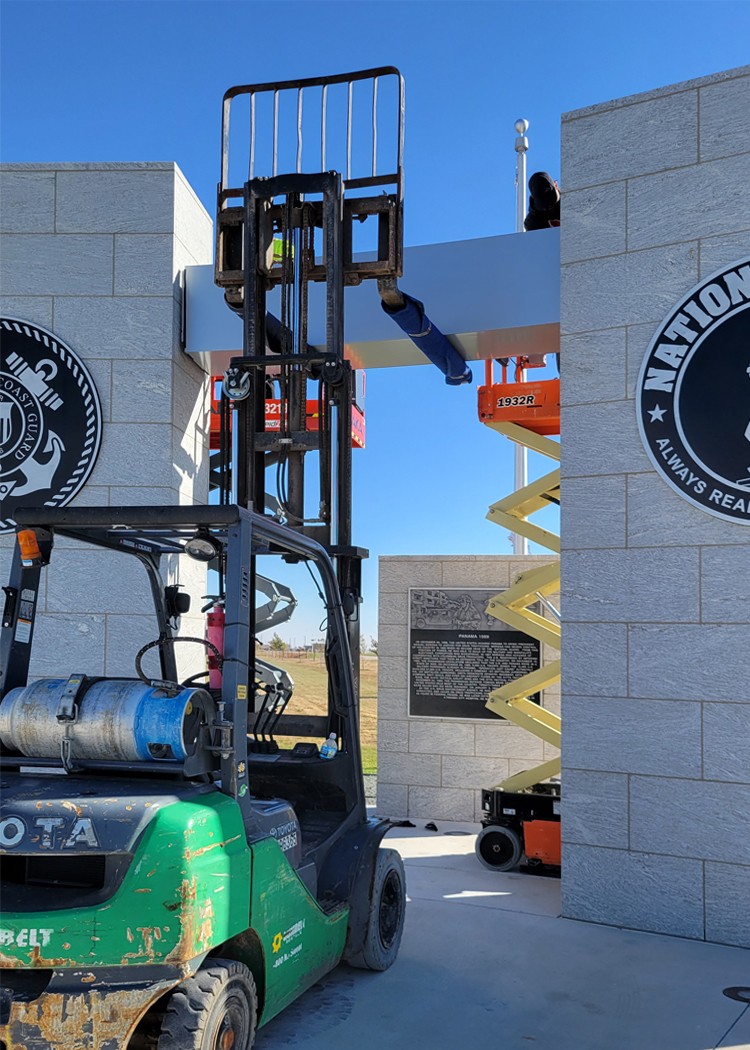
left=258, top=651, right=378, bottom=773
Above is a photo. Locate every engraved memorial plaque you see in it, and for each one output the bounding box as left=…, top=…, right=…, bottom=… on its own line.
left=408, top=587, right=541, bottom=720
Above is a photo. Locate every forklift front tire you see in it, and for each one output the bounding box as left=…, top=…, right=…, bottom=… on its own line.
left=475, top=824, right=523, bottom=871
left=347, top=847, right=406, bottom=971
left=157, top=958, right=257, bottom=1050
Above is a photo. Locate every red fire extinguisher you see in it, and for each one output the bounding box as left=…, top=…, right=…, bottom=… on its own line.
left=206, top=601, right=225, bottom=690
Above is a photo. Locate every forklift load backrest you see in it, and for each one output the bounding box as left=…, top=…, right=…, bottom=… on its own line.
left=219, top=67, right=404, bottom=204
left=216, top=66, right=405, bottom=292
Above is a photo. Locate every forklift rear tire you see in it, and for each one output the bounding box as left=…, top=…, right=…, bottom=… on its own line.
left=347, top=848, right=406, bottom=971
left=475, top=824, right=522, bottom=871
left=157, top=958, right=257, bottom=1050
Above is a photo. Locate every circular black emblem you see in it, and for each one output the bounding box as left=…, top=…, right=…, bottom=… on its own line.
left=636, top=258, right=750, bottom=524
left=0, top=318, right=102, bottom=534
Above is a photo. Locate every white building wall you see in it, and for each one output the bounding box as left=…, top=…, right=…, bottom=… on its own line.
left=560, top=66, right=750, bottom=946
left=0, top=162, right=212, bottom=680
left=377, top=554, right=559, bottom=823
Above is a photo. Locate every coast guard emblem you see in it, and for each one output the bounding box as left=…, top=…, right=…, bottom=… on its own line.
left=0, top=319, right=102, bottom=533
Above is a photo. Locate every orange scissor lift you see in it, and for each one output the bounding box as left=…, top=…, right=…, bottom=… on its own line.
left=478, top=356, right=560, bottom=436
left=209, top=378, right=366, bottom=451
left=475, top=355, right=562, bottom=873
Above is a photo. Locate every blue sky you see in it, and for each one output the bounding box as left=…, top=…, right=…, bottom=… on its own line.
left=2, top=1, right=749, bottom=642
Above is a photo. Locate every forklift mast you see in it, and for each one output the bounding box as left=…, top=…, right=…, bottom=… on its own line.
left=214, top=67, right=405, bottom=679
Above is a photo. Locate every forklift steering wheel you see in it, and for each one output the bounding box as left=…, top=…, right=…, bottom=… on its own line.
left=181, top=670, right=212, bottom=688
left=135, top=636, right=223, bottom=689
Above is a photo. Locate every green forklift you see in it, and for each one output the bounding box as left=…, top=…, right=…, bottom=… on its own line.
left=0, top=66, right=407, bottom=1049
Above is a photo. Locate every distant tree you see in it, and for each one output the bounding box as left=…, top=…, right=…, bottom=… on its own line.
left=359, top=635, right=368, bottom=655
left=369, top=637, right=378, bottom=655
left=269, top=633, right=287, bottom=651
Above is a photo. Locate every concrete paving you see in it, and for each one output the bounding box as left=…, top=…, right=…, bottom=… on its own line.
left=256, top=820, right=750, bottom=1050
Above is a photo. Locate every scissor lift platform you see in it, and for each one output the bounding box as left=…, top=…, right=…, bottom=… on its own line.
left=478, top=358, right=560, bottom=435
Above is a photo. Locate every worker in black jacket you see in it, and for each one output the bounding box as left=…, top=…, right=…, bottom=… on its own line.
left=524, top=172, right=560, bottom=231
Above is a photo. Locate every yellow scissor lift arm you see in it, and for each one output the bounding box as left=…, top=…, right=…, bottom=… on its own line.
left=484, top=425, right=561, bottom=790
left=475, top=360, right=561, bottom=871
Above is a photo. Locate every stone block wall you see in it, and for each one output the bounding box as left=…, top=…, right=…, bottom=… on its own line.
left=0, top=163, right=212, bottom=680
left=377, top=555, right=559, bottom=822
left=560, top=66, right=750, bottom=946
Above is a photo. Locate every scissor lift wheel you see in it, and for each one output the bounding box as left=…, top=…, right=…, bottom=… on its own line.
left=475, top=824, right=522, bottom=871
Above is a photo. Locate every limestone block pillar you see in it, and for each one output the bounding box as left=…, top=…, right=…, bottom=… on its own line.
left=0, top=162, right=213, bottom=680
left=560, top=66, right=750, bottom=947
